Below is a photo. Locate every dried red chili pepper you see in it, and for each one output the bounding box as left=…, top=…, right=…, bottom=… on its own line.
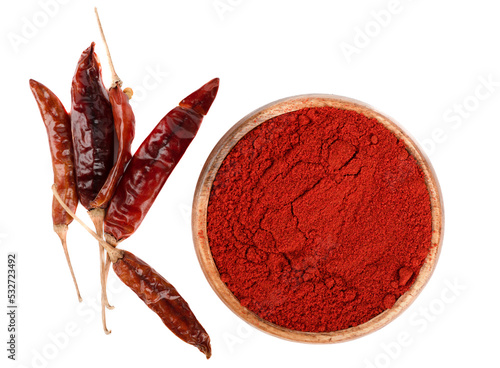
left=103, top=78, right=219, bottom=243
left=71, top=42, right=116, bottom=332
left=29, top=79, right=82, bottom=302
left=113, top=250, right=211, bottom=358
left=71, top=42, right=115, bottom=210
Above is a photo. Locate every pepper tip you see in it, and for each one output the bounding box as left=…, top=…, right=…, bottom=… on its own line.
left=178, top=77, right=220, bottom=116
left=198, top=336, right=212, bottom=359
left=202, top=346, right=212, bottom=359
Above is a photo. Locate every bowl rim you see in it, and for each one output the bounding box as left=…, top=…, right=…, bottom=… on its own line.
left=192, top=93, right=444, bottom=343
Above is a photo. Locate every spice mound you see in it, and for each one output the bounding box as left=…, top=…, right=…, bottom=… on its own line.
left=206, top=106, right=432, bottom=332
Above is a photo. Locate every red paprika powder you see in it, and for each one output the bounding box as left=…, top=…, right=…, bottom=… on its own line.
left=206, top=106, right=432, bottom=332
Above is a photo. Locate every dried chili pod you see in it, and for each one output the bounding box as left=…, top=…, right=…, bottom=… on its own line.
left=104, top=78, right=219, bottom=243
left=113, top=250, right=211, bottom=358
left=70, top=42, right=115, bottom=210
left=29, top=79, right=82, bottom=302
left=71, top=42, right=116, bottom=331
left=90, top=85, right=135, bottom=208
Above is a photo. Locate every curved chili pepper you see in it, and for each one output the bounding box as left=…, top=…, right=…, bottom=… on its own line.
left=71, top=42, right=115, bottom=210
left=104, top=78, right=219, bottom=242
left=29, top=79, right=82, bottom=302
left=113, top=250, right=211, bottom=358
left=90, top=85, right=135, bottom=208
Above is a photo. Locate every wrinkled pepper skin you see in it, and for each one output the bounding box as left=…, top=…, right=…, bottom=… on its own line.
left=71, top=42, right=115, bottom=209
left=113, top=250, right=211, bottom=358
left=104, top=78, right=219, bottom=241
left=30, top=79, right=78, bottom=225
left=91, top=86, right=135, bottom=208
left=30, top=78, right=82, bottom=302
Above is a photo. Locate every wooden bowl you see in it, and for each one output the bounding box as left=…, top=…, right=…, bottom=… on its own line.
left=192, top=94, right=444, bottom=343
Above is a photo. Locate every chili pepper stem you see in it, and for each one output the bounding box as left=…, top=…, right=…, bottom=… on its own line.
left=51, top=185, right=123, bottom=263
left=104, top=253, right=112, bottom=294
left=88, top=209, right=114, bottom=308
left=94, top=7, right=122, bottom=88
left=103, top=235, right=114, bottom=311
left=88, top=208, right=113, bottom=334
left=53, top=224, right=82, bottom=302
left=104, top=234, right=118, bottom=298
left=103, top=258, right=114, bottom=310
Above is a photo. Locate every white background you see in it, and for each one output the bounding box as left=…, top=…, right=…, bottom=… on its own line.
left=1, top=0, right=499, bottom=367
